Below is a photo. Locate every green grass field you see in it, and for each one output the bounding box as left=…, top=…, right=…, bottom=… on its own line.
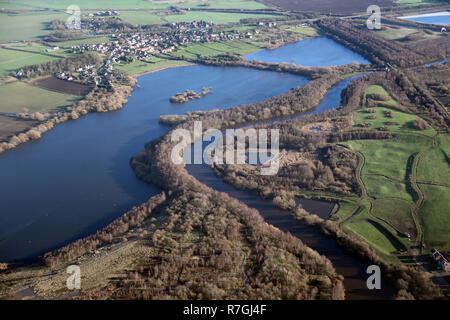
left=344, top=200, right=407, bottom=255
left=166, top=12, right=278, bottom=24
left=0, top=81, right=80, bottom=113
left=285, top=26, right=319, bottom=37
left=365, top=85, right=397, bottom=105
left=345, top=135, right=430, bottom=181
left=0, top=12, right=68, bottom=42
left=3, top=42, right=64, bottom=55
left=372, top=198, right=416, bottom=235
left=353, top=107, right=436, bottom=137
left=418, top=184, right=450, bottom=250
left=0, top=48, right=60, bottom=76
left=200, top=0, right=267, bottom=9
left=338, top=84, right=450, bottom=259
left=116, top=57, right=191, bottom=76
left=0, top=0, right=267, bottom=10
left=116, top=11, right=166, bottom=25
left=395, top=0, right=440, bottom=7
left=376, top=26, right=418, bottom=40
left=172, top=40, right=261, bottom=59
left=363, top=175, right=413, bottom=202
left=417, top=135, right=449, bottom=185
left=347, top=219, right=405, bottom=254
left=49, top=36, right=112, bottom=48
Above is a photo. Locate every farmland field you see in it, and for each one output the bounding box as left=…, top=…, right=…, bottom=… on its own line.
left=259, top=0, right=394, bottom=14
left=0, top=48, right=59, bottom=76
left=0, top=115, right=39, bottom=141
left=376, top=26, right=419, bottom=40
left=344, top=200, right=407, bottom=255
left=50, top=37, right=112, bottom=48
left=116, top=57, right=192, bottom=76
left=395, top=0, right=441, bottom=7
left=372, top=198, right=416, bottom=236
left=417, top=135, right=450, bottom=185
left=362, top=175, right=413, bottom=202
left=0, top=12, right=68, bottom=42
left=345, top=136, right=430, bottom=180
left=0, top=0, right=267, bottom=10
left=419, top=184, right=450, bottom=250
left=31, top=76, right=93, bottom=96
left=171, top=40, right=261, bottom=59
left=165, top=11, right=279, bottom=24
left=116, top=11, right=166, bottom=25
left=0, top=81, right=81, bottom=113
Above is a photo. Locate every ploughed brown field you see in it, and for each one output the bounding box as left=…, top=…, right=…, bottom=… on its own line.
left=260, top=0, right=394, bottom=14
left=0, top=115, right=38, bottom=142
left=32, top=76, right=92, bottom=96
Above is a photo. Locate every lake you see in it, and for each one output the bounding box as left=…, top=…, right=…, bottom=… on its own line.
left=0, top=36, right=392, bottom=300
left=0, top=37, right=369, bottom=263
left=246, top=37, right=371, bottom=66
left=400, top=11, right=450, bottom=25
left=0, top=67, right=308, bottom=262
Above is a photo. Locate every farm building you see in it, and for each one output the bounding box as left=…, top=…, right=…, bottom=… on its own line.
left=430, top=248, right=450, bottom=271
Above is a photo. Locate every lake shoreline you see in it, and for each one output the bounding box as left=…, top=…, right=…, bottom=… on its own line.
left=399, top=11, right=450, bottom=19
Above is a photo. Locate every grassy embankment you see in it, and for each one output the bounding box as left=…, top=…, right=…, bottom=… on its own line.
left=335, top=85, right=449, bottom=261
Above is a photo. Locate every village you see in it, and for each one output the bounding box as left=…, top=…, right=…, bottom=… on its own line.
left=70, top=20, right=256, bottom=59
left=56, top=20, right=275, bottom=87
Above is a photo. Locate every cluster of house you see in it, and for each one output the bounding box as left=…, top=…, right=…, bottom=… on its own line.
left=80, top=17, right=119, bottom=34
left=258, top=21, right=278, bottom=28
left=70, top=33, right=175, bottom=60
left=90, top=10, right=119, bottom=17
left=430, top=248, right=450, bottom=271
left=54, top=63, right=114, bottom=87
left=70, top=21, right=253, bottom=62
left=55, top=72, right=74, bottom=81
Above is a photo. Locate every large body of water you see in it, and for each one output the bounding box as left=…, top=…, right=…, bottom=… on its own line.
left=0, top=67, right=309, bottom=262
left=0, top=36, right=390, bottom=299
left=400, top=11, right=450, bottom=25
left=0, top=36, right=369, bottom=262
left=246, top=37, right=370, bottom=66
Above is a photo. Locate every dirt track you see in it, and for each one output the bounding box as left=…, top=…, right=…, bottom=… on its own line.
left=260, top=0, right=394, bottom=14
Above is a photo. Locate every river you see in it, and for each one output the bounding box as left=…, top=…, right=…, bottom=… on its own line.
left=0, top=36, right=392, bottom=299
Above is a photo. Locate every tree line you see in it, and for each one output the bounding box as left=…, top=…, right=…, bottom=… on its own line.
left=316, top=18, right=448, bottom=68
